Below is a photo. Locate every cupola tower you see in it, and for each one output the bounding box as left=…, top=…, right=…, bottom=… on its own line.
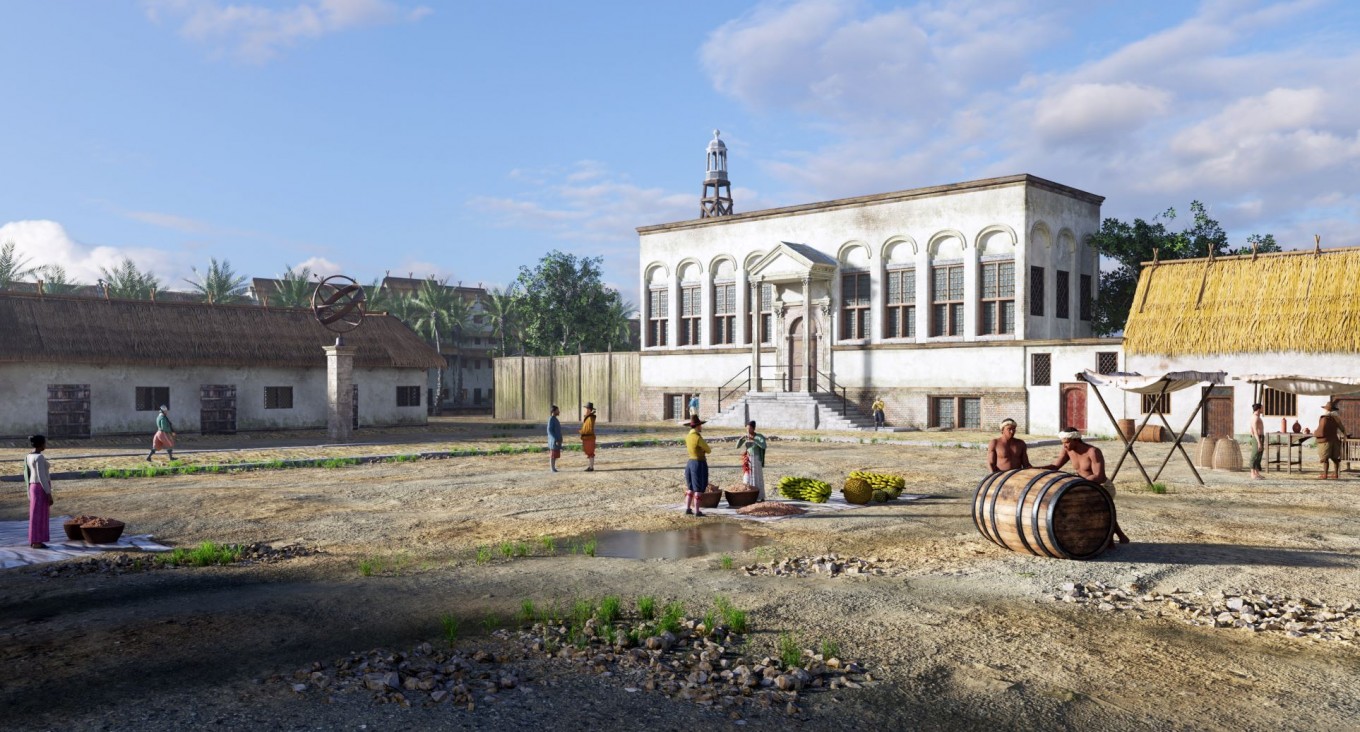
left=700, top=130, right=734, bottom=218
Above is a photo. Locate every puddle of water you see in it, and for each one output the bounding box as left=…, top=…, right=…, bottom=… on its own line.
left=592, top=524, right=768, bottom=560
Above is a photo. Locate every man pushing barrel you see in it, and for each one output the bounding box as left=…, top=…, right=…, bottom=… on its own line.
left=987, top=418, right=1031, bottom=472
left=1043, top=428, right=1130, bottom=547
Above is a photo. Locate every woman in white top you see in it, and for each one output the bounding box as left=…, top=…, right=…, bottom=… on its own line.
left=24, top=434, right=53, bottom=549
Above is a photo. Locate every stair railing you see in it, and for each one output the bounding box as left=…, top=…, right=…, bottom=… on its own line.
left=815, top=368, right=849, bottom=416
left=717, top=366, right=751, bottom=413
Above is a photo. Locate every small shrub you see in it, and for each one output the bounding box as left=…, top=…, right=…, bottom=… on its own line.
left=638, top=596, right=656, bottom=620
left=719, top=554, right=733, bottom=570
left=598, top=595, right=621, bottom=625
left=539, top=535, right=556, bottom=555
left=475, top=546, right=492, bottom=565
left=1149, top=482, right=1168, bottom=494
left=440, top=613, right=459, bottom=645
left=777, top=633, right=802, bottom=669
left=520, top=599, right=537, bottom=624
left=481, top=614, right=500, bottom=633
left=513, top=542, right=530, bottom=558
left=582, top=536, right=598, bottom=557
left=820, top=639, right=841, bottom=659
left=499, top=541, right=515, bottom=559
left=724, top=608, right=747, bottom=634
left=703, top=610, right=717, bottom=634
left=660, top=601, right=685, bottom=634
left=358, top=557, right=380, bottom=576
left=571, top=598, right=595, bottom=629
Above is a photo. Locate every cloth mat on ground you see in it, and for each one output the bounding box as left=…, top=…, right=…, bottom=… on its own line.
left=0, top=516, right=172, bottom=569
left=661, top=493, right=926, bottom=522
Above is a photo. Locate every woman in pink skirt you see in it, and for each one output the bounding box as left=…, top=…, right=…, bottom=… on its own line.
left=24, top=434, right=53, bottom=549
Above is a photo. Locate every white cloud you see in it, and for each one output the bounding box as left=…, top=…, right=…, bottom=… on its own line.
left=0, top=220, right=197, bottom=286
left=119, top=208, right=218, bottom=234
left=142, top=0, right=433, bottom=63
left=294, top=256, right=343, bottom=276
left=1033, top=83, right=1173, bottom=145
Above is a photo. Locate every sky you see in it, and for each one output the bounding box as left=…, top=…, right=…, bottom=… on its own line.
left=3, top=0, right=1359, bottom=310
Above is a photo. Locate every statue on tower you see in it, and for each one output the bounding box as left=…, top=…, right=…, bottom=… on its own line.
left=700, top=129, right=734, bottom=218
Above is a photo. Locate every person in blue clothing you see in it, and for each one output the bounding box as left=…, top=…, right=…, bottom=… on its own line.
left=688, top=393, right=700, bottom=419
left=547, top=405, right=563, bottom=473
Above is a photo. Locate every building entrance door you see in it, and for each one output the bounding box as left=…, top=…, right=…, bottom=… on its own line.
left=1060, top=382, right=1087, bottom=432
left=47, top=384, right=91, bottom=438
left=1201, top=386, right=1234, bottom=438
left=199, top=384, right=237, bottom=434
left=788, top=317, right=803, bottom=391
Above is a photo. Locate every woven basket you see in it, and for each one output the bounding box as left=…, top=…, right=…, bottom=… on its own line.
left=81, top=521, right=125, bottom=545
left=1212, top=438, right=1243, bottom=471
left=1197, top=437, right=1217, bottom=468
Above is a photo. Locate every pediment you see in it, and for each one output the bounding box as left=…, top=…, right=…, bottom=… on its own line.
left=748, top=242, right=837, bottom=281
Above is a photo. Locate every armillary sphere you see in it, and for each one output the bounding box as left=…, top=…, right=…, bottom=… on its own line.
left=311, top=275, right=367, bottom=334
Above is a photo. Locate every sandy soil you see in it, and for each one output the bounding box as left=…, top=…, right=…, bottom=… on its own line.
left=2, top=429, right=1358, bottom=731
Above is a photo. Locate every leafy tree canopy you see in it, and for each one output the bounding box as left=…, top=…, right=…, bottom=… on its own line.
left=512, top=250, right=632, bottom=356
left=101, top=258, right=160, bottom=300
left=1089, top=201, right=1280, bottom=336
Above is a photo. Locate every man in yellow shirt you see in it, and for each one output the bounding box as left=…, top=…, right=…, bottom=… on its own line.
left=684, top=414, right=711, bottom=517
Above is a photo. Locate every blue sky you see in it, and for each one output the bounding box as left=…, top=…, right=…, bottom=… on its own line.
left=3, top=0, right=1359, bottom=310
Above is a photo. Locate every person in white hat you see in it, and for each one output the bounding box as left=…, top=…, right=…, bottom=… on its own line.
left=1044, top=427, right=1130, bottom=547
left=147, top=405, right=176, bottom=462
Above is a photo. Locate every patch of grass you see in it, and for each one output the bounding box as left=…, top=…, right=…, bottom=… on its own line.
left=820, top=639, right=841, bottom=659
left=777, top=632, right=802, bottom=669
left=598, top=595, right=621, bottom=625
left=660, top=601, right=685, bottom=634
left=520, top=600, right=537, bottom=624
left=719, top=554, right=733, bottom=570
left=582, top=536, right=598, bottom=557
left=481, top=614, right=500, bottom=633
left=703, top=610, right=717, bottom=635
left=319, top=457, right=359, bottom=469
left=538, top=535, right=556, bottom=555
left=358, top=556, right=381, bottom=576
left=571, top=598, right=596, bottom=629
left=475, top=546, right=493, bottom=565
left=159, top=541, right=243, bottom=567
left=1149, top=482, right=1168, bottom=494
left=440, top=613, right=460, bottom=645
left=714, top=596, right=747, bottom=633
left=513, top=542, right=530, bottom=558
left=637, top=595, right=656, bottom=621
left=499, top=541, right=515, bottom=559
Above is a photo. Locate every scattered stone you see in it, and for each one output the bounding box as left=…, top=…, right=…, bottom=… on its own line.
left=741, top=553, right=900, bottom=579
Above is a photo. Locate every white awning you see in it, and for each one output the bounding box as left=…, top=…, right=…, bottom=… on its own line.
left=1078, top=369, right=1227, bottom=394
left=1232, top=374, right=1360, bottom=396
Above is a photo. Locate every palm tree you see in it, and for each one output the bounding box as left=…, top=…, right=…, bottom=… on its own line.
left=185, top=258, right=248, bottom=304
left=364, top=278, right=390, bottom=314
left=271, top=265, right=315, bottom=308
left=0, top=241, right=36, bottom=290
left=413, top=278, right=461, bottom=412
left=100, top=258, right=160, bottom=300
left=38, top=264, right=80, bottom=295
left=384, top=289, right=422, bottom=327
left=604, top=297, right=636, bottom=350
left=483, top=285, right=519, bottom=356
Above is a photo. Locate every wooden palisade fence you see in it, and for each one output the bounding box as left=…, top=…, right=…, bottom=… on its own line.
left=494, top=351, right=640, bottom=423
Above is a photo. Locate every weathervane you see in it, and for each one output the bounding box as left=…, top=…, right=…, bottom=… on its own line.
left=311, top=275, right=367, bottom=344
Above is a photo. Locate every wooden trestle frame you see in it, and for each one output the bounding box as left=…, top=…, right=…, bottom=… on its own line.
left=1078, top=372, right=1218, bottom=488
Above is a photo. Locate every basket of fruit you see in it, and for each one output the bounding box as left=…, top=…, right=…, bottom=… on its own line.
left=723, top=485, right=760, bottom=508
left=698, top=483, right=723, bottom=509
left=80, top=518, right=125, bottom=544
left=63, top=515, right=101, bottom=541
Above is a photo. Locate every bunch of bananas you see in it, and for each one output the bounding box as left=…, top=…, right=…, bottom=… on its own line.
left=777, top=476, right=832, bottom=503
left=848, top=470, right=905, bottom=501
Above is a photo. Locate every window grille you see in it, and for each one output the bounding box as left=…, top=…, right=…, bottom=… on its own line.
left=1097, top=352, right=1119, bottom=375
left=1056, top=270, right=1070, bottom=319
left=1142, top=392, right=1171, bottom=414
left=1080, top=274, right=1093, bottom=322
left=884, top=268, right=915, bottom=338
left=1261, top=387, right=1296, bottom=417
left=839, top=272, right=870, bottom=339
left=713, top=282, right=736, bottom=345
left=679, top=285, right=701, bottom=346
left=979, top=261, right=1015, bottom=335
left=1030, top=265, right=1045, bottom=317
left=930, top=264, right=964, bottom=337
left=1032, top=353, right=1051, bottom=386
left=647, top=288, right=668, bottom=347
left=265, top=386, right=294, bottom=410
left=396, top=386, right=421, bottom=407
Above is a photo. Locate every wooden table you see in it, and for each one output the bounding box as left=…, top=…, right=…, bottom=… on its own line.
left=1267, top=432, right=1312, bottom=473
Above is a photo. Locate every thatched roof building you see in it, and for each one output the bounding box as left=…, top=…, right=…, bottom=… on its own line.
left=1123, top=247, right=1360, bottom=356
left=0, top=292, right=445, bottom=370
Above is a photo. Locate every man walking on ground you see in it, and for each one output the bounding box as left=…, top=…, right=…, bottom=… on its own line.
left=547, top=405, right=563, bottom=473
left=871, top=397, right=886, bottom=430
left=1249, top=403, right=1266, bottom=480
left=580, top=402, right=598, bottom=472
left=683, top=415, right=710, bottom=517
left=987, top=418, right=1031, bottom=472
left=1043, top=428, right=1130, bottom=547
left=737, top=420, right=768, bottom=500
left=1315, top=401, right=1349, bottom=480
left=147, top=405, right=176, bottom=462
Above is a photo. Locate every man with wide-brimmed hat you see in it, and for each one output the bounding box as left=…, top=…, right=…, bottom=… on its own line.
left=580, top=402, right=598, bottom=472
left=683, top=414, right=711, bottom=517
left=1314, top=401, right=1349, bottom=479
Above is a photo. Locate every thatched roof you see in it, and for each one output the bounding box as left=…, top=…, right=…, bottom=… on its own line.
left=1123, top=246, right=1360, bottom=356
left=0, top=293, right=445, bottom=369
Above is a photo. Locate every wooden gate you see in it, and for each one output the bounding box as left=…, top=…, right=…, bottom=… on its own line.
left=47, top=384, right=91, bottom=438
left=1201, top=386, right=1234, bottom=438
left=199, top=384, right=237, bottom=434
left=1059, top=383, right=1087, bottom=432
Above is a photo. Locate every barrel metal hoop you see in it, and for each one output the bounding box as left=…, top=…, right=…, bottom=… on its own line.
left=1011, top=470, right=1053, bottom=556
left=973, top=469, right=1016, bottom=546
left=1045, top=478, right=1105, bottom=560
left=1029, top=473, right=1071, bottom=559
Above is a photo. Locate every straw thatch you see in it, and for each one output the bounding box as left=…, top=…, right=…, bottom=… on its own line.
left=0, top=293, right=445, bottom=370
left=1123, top=247, right=1360, bottom=356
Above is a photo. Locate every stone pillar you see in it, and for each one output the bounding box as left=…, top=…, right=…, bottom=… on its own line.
left=325, top=343, right=357, bottom=443
left=802, top=276, right=814, bottom=392
left=751, top=280, right=762, bottom=392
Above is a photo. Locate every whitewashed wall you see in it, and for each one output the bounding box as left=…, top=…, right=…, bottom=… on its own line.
left=0, top=363, right=428, bottom=436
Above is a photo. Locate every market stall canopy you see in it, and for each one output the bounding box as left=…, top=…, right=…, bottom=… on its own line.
left=1232, top=375, right=1360, bottom=396
left=1078, top=370, right=1227, bottom=394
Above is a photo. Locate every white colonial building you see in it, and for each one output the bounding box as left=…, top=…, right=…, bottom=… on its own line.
left=635, top=133, right=1122, bottom=434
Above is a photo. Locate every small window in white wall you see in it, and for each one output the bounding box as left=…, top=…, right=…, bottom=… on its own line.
left=1032, top=354, right=1051, bottom=386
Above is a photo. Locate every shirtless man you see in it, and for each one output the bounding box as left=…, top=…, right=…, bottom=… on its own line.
left=987, top=418, right=1031, bottom=472
left=1043, top=428, right=1130, bottom=546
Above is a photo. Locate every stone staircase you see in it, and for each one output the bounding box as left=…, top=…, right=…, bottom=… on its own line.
left=705, top=391, right=881, bottom=431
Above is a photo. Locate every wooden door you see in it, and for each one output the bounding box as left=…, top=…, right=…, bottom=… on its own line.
left=1201, top=386, right=1233, bottom=438
left=788, top=317, right=804, bottom=391
left=47, top=384, right=91, bottom=438
left=1059, top=383, right=1087, bottom=432
left=1332, top=396, right=1359, bottom=435
left=199, top=384, right=237, bottom=434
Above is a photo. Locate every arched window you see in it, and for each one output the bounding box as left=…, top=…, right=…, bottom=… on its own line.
left=928, top=233, right=965, bottom=337
left=645, top=264, right=669, bottom=347
left=977, top=227, right=1016, bottom=336
left=677, top=261, right=702, bottom=346
left=711, top=258, right=737, bottom=345
left=882, top=239, right=916, bottom=339
left=839, top=243, right=871, bottom=340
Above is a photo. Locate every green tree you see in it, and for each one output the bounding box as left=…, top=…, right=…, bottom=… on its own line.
left=603, top=297, right=636, bottom=348
left=512, top=250, right=631, bottom=355
left=268, top=264, right=315, bottom=308
left=185, top=258, right=248, bottom=304
left=0, top=241, right=36, bottom=290
left=482, top=285, right=520, bottom=356
left=38, top=264, right=80, bottom=295
left=413, top=278, right=474, bottom=410
left=100, top=258, right=160, bottom=300
left=1088, top=201, right=1280, bottom=335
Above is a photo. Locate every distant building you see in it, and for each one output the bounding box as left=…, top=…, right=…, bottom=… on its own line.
left=0, top=292, right=444, bottom=437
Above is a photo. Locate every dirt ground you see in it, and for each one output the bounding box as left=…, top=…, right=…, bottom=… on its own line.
left=2, top=425, right=1358, bottom=731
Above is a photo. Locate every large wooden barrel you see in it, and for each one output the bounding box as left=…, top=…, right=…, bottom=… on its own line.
left=973, top=469, right=1115, bottom=560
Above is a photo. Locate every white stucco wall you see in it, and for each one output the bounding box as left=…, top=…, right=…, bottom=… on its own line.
left=0, top=363, right=428, bottom=436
